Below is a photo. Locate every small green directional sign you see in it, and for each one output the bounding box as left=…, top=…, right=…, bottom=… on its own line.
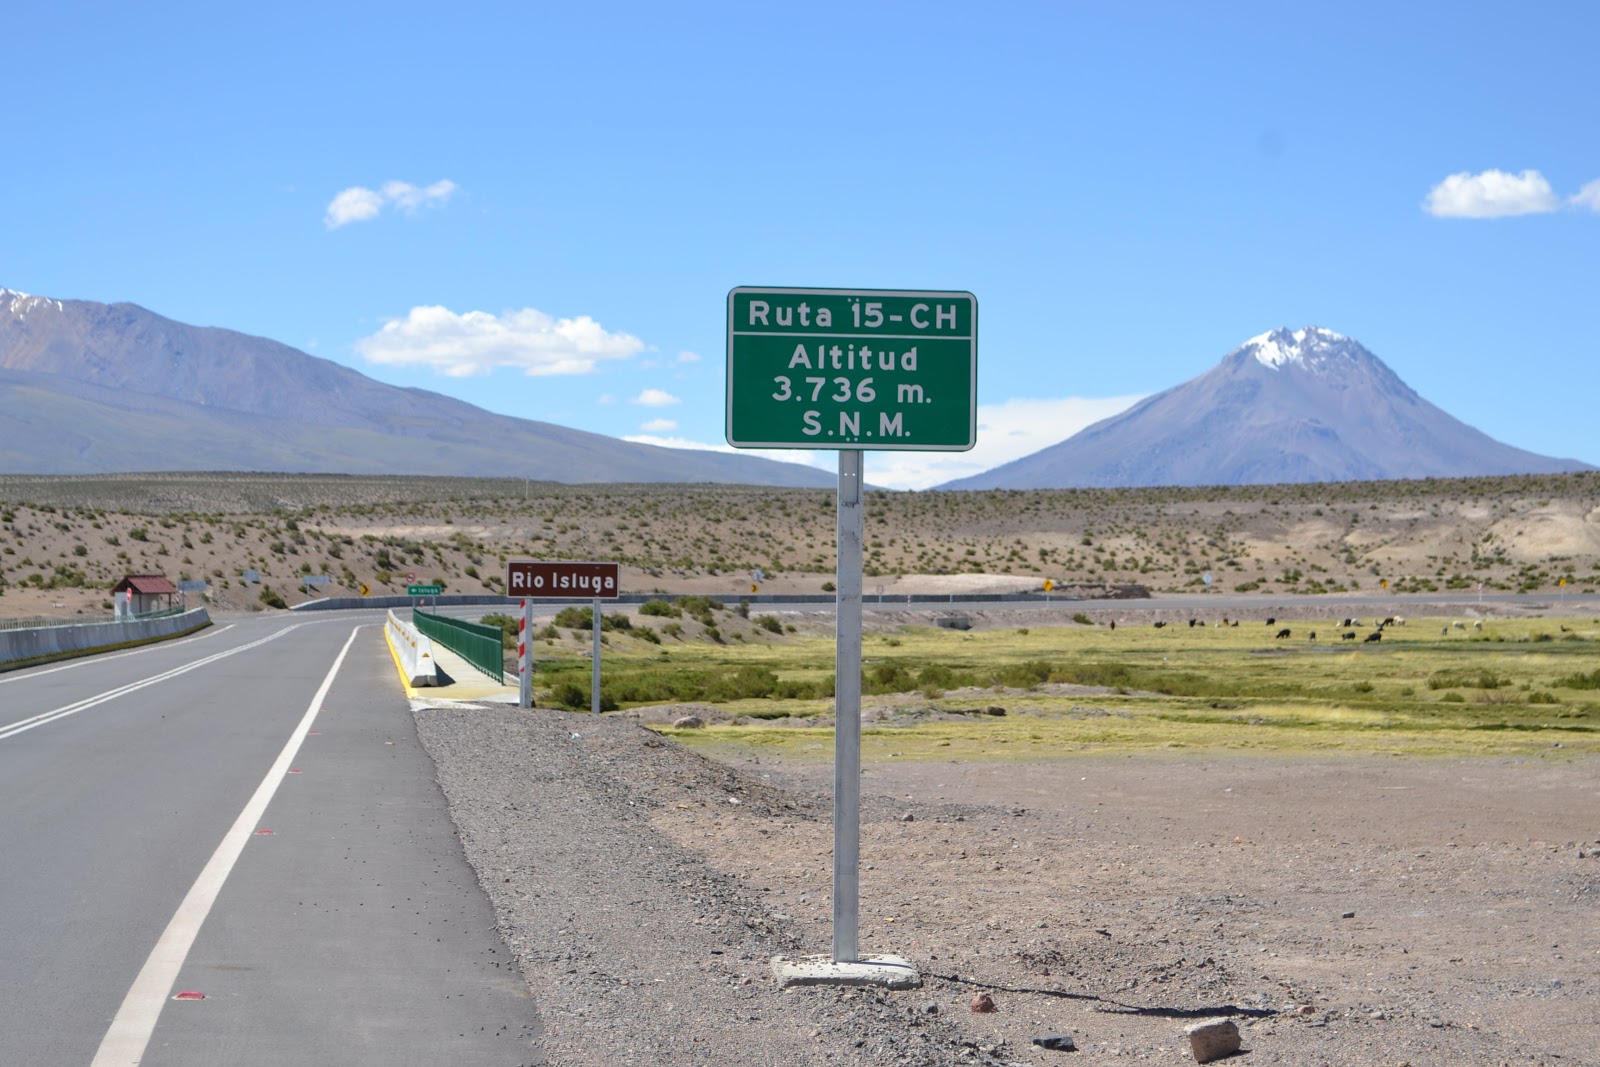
left=407, top=584, right=442, bottom=596
left=726, top=287, right=977, bottom=451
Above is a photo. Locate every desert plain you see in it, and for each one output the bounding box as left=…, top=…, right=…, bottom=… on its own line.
left=2, top=471, right=1598, bottom=1064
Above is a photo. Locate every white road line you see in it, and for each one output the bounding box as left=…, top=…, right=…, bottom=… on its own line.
left=0, top=624, right=235, bottom=687
left=92, top=625, right=361, bottom=1067
left=0, top=626, right=294, bottom=742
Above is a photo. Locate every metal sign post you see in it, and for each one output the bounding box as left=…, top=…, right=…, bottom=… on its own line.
left=518, top=598, right=533, bottom=709
left=730, top=286, right=974, bottom=990
left=591, top=597, right=603, bottom=715
left=505, top=560, right=621, bottom=715
left=834, top=450, right=864, bottom=962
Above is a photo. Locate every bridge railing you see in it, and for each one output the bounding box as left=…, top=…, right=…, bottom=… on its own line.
left=412, top=609, right=504, bottom=683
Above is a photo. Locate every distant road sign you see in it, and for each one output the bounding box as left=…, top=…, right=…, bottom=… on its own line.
left=407, top=584, right=442, bottom=596
left=726, top=287, right=977, bottom=451
left=506, top=560, right=620, bottom=599
left=177, top=580, right=208, bottom=592
left=405, top=571, right=416, bottom=582
left=359, top=582, right=371, bottom=596
left=302, top=575, right=330, bottom=587
left=242, top=569, right=260, bottom=584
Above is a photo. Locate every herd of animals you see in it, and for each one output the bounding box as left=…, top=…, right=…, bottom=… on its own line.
left=1142, top=614, right=1489, bottom=643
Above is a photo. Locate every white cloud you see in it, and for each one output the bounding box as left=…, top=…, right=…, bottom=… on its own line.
left=640, top=418, right=678, bottom=432
left=624, top=394, right=1143, bottom=491
left=382, top=179, right=458, bottom=213
left=631, top=388, right=680, bottom=407
left=1423, top=169, right=1560, bottom=218
left=325, top=179, right=458, bottom=228
left=1572, top=179, right=1600, bottom=212
left=623, top=434, right=831, bottom=472
left=597, top=393, right=617, bottom=405
left=355, top=305, right=645, bottom=377
left=855, top=394, right=1145, bottom=489
left=677, top=350, right=702, bottom=363
left=324, top=186, right=385, bottom=228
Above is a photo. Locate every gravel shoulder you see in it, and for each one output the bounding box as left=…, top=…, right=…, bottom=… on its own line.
left=415, top=704, right=1599, bottom=1066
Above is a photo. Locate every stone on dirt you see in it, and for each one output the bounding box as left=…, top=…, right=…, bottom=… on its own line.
left=1031, top=1033, right=1077, bottom=1051
left=673, top=715, right=704, bottom=728
left=1184, top=1018, right=1240, bottom=1063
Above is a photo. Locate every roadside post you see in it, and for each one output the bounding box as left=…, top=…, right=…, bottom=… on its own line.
left=728, top=286, right=976, bottom=985
left=518, top=598, right=533, bottom=709
left=591, top=596, right=603, bottom=715
left=506, top=560, right=621, bottom=713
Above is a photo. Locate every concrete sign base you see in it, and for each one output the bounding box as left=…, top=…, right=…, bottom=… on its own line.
left=771, top=953, right=921, bottom=990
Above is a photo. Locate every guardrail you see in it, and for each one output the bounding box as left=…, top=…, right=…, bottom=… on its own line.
left=385, top=610, right=437, bottom=687
left=413, top=609, right=504, bottom=683
left=0, top=614, right=98, bottom=632
left=0, top=608, right=211, bottom=669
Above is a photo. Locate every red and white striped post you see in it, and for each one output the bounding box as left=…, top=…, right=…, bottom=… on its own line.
left=518, top=598, right=533, bottom=708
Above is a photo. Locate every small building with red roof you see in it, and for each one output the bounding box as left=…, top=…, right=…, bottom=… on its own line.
left=111, top=574, right=180, bottom=618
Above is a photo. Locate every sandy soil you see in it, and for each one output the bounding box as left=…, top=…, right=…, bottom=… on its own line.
left=418, top=706, right=1599, bottom=1066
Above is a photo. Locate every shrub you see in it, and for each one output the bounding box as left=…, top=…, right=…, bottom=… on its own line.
left=661, top=621, right=684, bottom=639
left=1556, top=668, right=1600, bottom=689
left=755, top=614, right=783, bottom=634
left=481, top=612, right=519, bottom=648
left=259, top=585, right=287, bottom=609
left=821, top=581, right=836, bottom=592
left=640, top=599, right=680, bottom=617
left=554, top=606, right=593, bottom=630
left=1071, top=613, right=1092, bottom=625
left=1427, top=670, right=1504, bottom=690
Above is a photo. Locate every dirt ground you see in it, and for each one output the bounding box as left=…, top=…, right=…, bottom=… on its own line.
left=694, top=750, right=1599, bottom=1064
left=420, top=705, right=1598, bottom=1066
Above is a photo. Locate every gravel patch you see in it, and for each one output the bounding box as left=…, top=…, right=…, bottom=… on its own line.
left=416, top=704, right=1600, bottom=1065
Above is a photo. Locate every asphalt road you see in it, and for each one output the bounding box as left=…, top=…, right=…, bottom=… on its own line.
left=0, top=614, right=540, bottom=1066
left=747, top=590, right=1578, bottom=616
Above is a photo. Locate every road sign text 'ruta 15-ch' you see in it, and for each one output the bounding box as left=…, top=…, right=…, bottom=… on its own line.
left=726, top=288, right=976, bottom=451
left=505, top=560, right=620, bottom=598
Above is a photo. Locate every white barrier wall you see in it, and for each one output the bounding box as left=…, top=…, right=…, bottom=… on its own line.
left=0, top=608, right=212, bottom=667
left=385, top=610, right=437, bottom=687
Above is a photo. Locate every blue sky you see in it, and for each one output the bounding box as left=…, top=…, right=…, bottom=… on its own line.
left=4, top=1, right=1596, bottom=489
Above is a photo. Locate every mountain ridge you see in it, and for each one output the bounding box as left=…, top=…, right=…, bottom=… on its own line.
left=942, top=327, right=1591, bottom=489
left=0, top=288, right=834, bottom=486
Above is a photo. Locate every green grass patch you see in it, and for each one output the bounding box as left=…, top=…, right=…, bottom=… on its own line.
left=623, top=615, right=1600, bottom=762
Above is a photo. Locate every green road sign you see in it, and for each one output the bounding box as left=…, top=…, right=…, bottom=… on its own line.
left=727, top=287, right=976, bottom=451
left=407, top=584, right=442, bottom=596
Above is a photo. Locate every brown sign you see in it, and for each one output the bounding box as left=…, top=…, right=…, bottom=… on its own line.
left=506, top=560, right=621, bottom=599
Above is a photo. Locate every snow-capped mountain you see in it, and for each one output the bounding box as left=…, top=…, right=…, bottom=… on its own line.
left=941, top=326, right=1593, bottom=489
left=0, top=288, right=834, bottom=485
